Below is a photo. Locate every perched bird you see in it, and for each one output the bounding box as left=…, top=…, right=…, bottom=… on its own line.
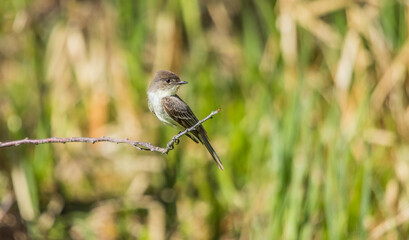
left=147, top=70, right=224, bottom=170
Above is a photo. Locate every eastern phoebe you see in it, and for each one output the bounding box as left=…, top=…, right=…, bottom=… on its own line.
left=147, top=70, right=224, bottom=170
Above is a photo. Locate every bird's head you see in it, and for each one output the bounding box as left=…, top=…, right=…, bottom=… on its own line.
left=149, top=70, right=188, bottom=95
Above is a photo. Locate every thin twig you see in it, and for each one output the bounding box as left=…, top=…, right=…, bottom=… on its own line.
left=0, top=109, right=220, bottom=154
left=164, top=108, right=221, bottom=153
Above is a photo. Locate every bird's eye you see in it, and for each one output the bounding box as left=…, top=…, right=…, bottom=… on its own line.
left=166, top=79, right=171, bottom=83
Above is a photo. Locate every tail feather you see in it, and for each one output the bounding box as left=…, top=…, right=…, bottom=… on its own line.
left=201, top=136, right=224, bottom=171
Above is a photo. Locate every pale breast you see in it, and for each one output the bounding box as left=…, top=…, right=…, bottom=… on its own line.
left=148, top=91, right=180, bottom=128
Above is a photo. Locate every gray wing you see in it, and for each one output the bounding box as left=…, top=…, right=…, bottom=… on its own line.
left=162, top=95, right=205, bottom=143
left=162, top=95, right=224, bottom=170
left=161, top=95, right=200, bottom=129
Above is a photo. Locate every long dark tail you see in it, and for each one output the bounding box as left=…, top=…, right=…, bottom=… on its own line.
left=199, top=134, right=224, bottom=170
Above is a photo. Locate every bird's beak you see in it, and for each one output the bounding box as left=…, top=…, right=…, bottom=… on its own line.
left=177, top=81, right=188, bottom=85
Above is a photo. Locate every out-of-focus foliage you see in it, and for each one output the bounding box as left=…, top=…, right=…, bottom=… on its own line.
left=0, top=0, right=408, bottom=239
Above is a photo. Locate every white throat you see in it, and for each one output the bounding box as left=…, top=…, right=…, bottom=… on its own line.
left=148, top=88, right=174, bottom=99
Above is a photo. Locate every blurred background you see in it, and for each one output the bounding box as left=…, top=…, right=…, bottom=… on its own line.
left=0, top=0, right=408, bottom=239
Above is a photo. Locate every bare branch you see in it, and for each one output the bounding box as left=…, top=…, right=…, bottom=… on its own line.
left=0, top=109, right=221, bottom=154
left=164, top=108, right=221, bottom=153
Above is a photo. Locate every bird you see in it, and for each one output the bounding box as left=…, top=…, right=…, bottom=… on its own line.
left=147, top=70, right=224, bottom=170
